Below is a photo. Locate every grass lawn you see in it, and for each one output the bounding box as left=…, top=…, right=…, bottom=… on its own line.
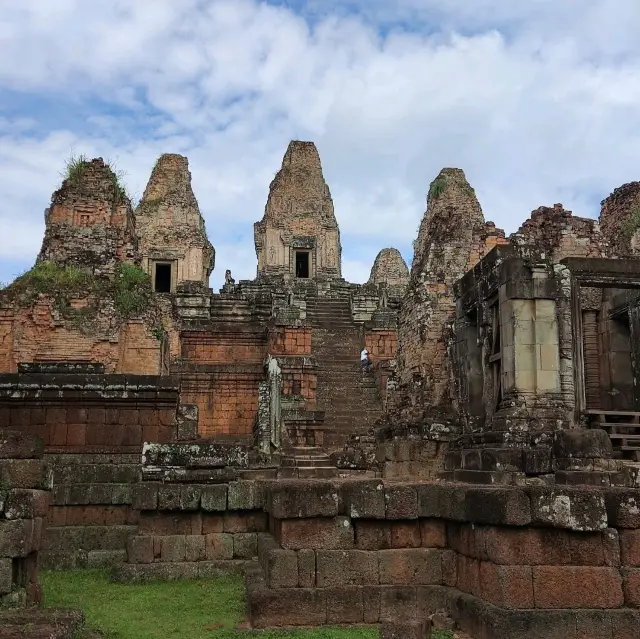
left=40, top=570, right=379, bottom=639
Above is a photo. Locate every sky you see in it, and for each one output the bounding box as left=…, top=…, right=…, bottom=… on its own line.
left=2, top=1, right=640, bottom=290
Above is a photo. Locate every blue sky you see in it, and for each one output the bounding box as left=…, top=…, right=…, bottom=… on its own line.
left=2, top=0, right=640, bottom=289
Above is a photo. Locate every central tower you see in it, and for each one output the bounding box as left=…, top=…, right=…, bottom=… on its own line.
left=254, top=140, right=341, bottom=280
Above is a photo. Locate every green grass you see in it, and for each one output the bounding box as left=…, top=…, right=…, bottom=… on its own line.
left=41, top=570, right=379, bottom=639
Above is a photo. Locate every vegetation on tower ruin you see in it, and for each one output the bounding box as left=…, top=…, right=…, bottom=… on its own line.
left=619, top=206, right=640, bottom=239
left=62, top=153, right=133, bottom=204
left=0, top=261, right=161, bottom=335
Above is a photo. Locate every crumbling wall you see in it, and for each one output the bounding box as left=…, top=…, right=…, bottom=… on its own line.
left=0, top=431, right=50, bottom=607
left=368, top=248, right=409, bottom=293
left=600, top=181, right=640, bottom=256
left=136, top=154, right=215, bottom=287
left=392, top=168, right=506, bottom=427
left=510, top=203, right=607, bottom=261
left=37, top=158, right=139, bottom=274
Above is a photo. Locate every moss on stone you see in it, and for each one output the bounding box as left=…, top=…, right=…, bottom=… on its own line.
left=428, top=176, right=447, bottom=201
left=1, top=261, right=161, bottom=335
left=620, top=206, right=640, bottom=239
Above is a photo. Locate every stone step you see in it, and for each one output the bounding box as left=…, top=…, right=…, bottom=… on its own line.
left=51, top=463, right=141, bottom=485
left=281, top=457, right=333, bottom=468
left=277, top=466, right=337, bottom=479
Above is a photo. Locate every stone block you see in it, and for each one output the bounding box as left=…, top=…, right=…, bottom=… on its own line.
left=355, top=521, right=392, bottom=550
left=621, top=529, right=640, bottom=566
left=390, top=522, right=421, bottom=548
left=127, top=536, right=154, bottom=564
left=363, top=585, right=380, bottom=623
left=0, top=557, right=12, bottom=595
left=268, top=480, right=339, bottom=519
left=132, top=483, right=159, bottom=511
left=606, top=489, right=640, bottom=528
left=201, top=515, right=224, bottom=534
left=0, top=519, right=32, bottom=558
left=532, top=566, right=623, bottom=609
left=385, top=483, right=418, bottom=519
left=553, top=428, right=612, bottom=459
left=569, top=529, right=620, bottom=566
left=248, top=584, right=327, bottom=628
left=327, top=586, right=364, bottom=624
left=379, top=585, right=418, bottom=622
left=378, top=549, right=442, bottom=585
left=442, top=550, right=457, bottom=587
left=185, top=535, right=206, bottom=562
left=267, top=549, right=298, bottom=588
left=205, top=534, right=233, bottom=560
left=380, top=620, right=430, bottom=639
left=201, top=485, right=228, bottom=512
left=343, top=480, right=386, bottom=518
left=3, top=489, right=50, bottom=519
left=480, top=562, right=534, bottom=609
left=160, top=536, right=186, bottom=563
left=298, top=549, right=316, bottom=588
left=0, top=432, right=44, bottom=459
left=0, top=459, right=44, bottom=489
left=278, top=517, right=354, bottom=550
left=483, top=526, right=570, bottom=565
left=464, top=487, right=531, bottom=526
left=228, top=481, right=263, bottom=510
left=417, top=483, right=466, bottom=521
left=529, top=487, right=607, bottom=531
left=157, top=485, right=181, bottom=511
left=316, top=550, right=379, bottom=587
left=179, top=485, right=201, bottom=511
left=419, top=519, right=446, bottom=548
left=234, top=533, right=257, bottom=559
left=622, top=568, right=640, bottom=607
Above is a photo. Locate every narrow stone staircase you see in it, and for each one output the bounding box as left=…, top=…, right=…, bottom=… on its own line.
left=307, top=296, right=385, bottom=450
left=278, top=446, right=337, bottom=479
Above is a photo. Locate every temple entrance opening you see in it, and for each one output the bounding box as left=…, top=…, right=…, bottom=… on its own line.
left=295, top=251, right=310, bottom=278
left=154, top=262, right=172, bottom=293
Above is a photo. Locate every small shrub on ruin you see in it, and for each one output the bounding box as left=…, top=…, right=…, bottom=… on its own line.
left=5, top=262, right=93, bottom=304
left=112, top=263, right=153, bottom=318
left=63, top=153, right=91, bottom=185
left=619, top=206, right=640, bottom=240
left=428, top=176, right=447, bottom=200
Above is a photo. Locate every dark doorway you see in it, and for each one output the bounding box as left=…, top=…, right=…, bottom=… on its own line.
left=295, top=252, right=309, bottom=278
left=155, top=263, right=172, bottom=293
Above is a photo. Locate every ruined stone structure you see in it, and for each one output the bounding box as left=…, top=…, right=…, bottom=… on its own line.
left=136, top=154, right=215, bottom=292
left=6, top=139, right=640, bottom=637
left=37, top=158, right=139, bottom=274
left=254, top=141, right=341, bottom=281
left=390, top=168, right=507, bottom=431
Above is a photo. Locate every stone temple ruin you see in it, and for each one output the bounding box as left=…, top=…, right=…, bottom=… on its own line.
left=3, top=141, right=640, bottom=637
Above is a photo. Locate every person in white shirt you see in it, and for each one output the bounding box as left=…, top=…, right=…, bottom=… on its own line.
left=360, top=348, right=370, bottom=372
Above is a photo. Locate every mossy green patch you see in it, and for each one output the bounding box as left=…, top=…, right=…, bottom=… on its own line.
left=41, top=570, right=378, bottom=639
left=428, top=176, right=447, bottom=201
left=620, top=207, right=640, bottom=240
left=1, top=262, right=159, bottom=334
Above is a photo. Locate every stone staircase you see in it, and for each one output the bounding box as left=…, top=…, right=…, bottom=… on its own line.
left=308, top=296, right=385, bottom=450
left=278, top=446, right=337, bottom=479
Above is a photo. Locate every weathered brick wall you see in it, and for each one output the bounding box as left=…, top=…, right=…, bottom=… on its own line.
left=0, top=371, right=181, bottom=452
left=510, top=203, right=606, bottom=261
left=37, top=158, right=139, bottom=274
left=365, top=329, right=397, bottom=362
left=268, top=327, right=311, bottom=356
left=600, top=181, right=640, bottom=256
left=392, top=168, right=507, bottom=427
left=0, top=432, right=50, bottom=607
left=368, top=248, right=409, bottom=290
left=181, top=371, right=260, bottom=438
left=0, top=307, right=14, bottom=373
left=181, top=332, right=264, bottom=364
left=242, top=479, right=640, bottom=637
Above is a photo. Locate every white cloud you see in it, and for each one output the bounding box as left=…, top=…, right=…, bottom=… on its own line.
left=2, top=0, right=640, bottom=289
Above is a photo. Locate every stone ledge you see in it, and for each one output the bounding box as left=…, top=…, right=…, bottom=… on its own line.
left=110, top=558, right=256, bottom=583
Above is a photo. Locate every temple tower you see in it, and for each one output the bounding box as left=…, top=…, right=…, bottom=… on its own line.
left=135, top=154, right=214, bottom=293
left=254, top=141, right=341, bottom=281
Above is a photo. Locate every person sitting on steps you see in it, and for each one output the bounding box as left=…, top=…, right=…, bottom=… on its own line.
left=360, top=347, right=371, bottom=373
